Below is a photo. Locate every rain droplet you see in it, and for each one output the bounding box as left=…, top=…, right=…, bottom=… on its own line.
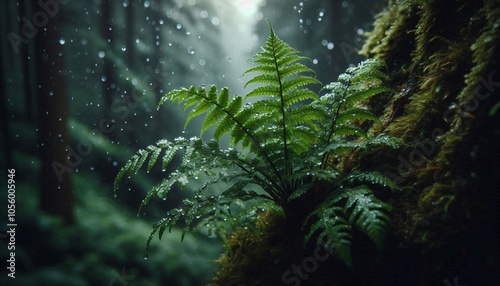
left=59, top=38, right=65, bottom=45
left=121, top=46, right=127, bottom=51
left=143, top=253, right=149, bottom=260
left=98, top=51, right=105, bottom=58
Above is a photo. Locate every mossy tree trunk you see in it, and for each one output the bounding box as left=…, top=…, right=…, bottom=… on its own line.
left=360, top=0, right=499, bottom=284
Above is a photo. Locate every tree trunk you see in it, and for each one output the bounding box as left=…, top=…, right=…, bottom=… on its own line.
left=100, top=0, right=114, bottom=109
left=0, top=1, right=10, bottom=169
left=18, top=1, right=34, bottom=121
left=36, top=4, right=74, bottom=225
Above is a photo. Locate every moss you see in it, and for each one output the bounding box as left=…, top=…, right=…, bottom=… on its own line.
left=359, top=0, right=499, bottom=283
left=209, top=212, right=302, bottom=286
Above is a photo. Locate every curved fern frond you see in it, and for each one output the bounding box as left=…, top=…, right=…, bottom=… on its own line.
left=304, top=205, right=353, bottom=266
left=343, top=186, right=391, bottom=251
left=114, top=139, right=179, bottom=196
left=304, top=185, right=392, bottom=266
left=342, top=86, right=393, bottom=108
left=345, top=171, right=401, bottom=191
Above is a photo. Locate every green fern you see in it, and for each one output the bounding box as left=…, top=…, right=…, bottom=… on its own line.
left=114, top=21, right=400, bottom=267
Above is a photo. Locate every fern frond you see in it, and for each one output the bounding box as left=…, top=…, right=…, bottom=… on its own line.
left=342, top=86, right=393, bottom=108
left=242, top=20, right=322, bottom=180
left=332, top=125, right=368, bottom=138
left=244, top=85, right=281, bottom=99
left=343, top=186, right=391, bottom=251
left=304, top=206, right=353, bottom=266
left=345, top=171, right=400, bottom=190
left=282, top=76, right=321, bottom=95
left=305, top=185, right=391, bottom=266
left=336, top=108, right=380, bottom=124
left=113, top=139, right=179, bottom=196
left=324, top=141, right=365, bottom=155
left=116, top=22, right=400, bottom=269
left=284, top=89, right=319, bottom=107
left=368, top=133, right=403, bottom=149
left=350, top=58, right=389, bottom=83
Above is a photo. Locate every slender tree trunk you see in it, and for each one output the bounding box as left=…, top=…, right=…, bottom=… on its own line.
left=36, top=4, right=74, bottom=225
left=0, top=83, right=10, bottom=169
left=0, top=5, right=12, bottom=169
left=18, top=1, right=34, bottom=121
left=125, top=1, right=136, bottom=144
left=101, top=0, right=114, bottom=109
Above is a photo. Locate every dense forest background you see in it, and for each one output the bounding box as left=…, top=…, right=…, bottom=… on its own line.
left=0, top=0, right=384, bottom=285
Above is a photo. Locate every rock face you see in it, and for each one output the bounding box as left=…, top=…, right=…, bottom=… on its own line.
left=211, top=1, right=500, bottom=285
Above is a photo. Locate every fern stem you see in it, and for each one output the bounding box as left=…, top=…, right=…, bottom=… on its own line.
left=233, top=160, right=285, bottom=204
left=321, top=79, right=351, bottom=170
left=232, top=154, right=281, bottom=194
left=269, top=29, right=291, bottom=183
